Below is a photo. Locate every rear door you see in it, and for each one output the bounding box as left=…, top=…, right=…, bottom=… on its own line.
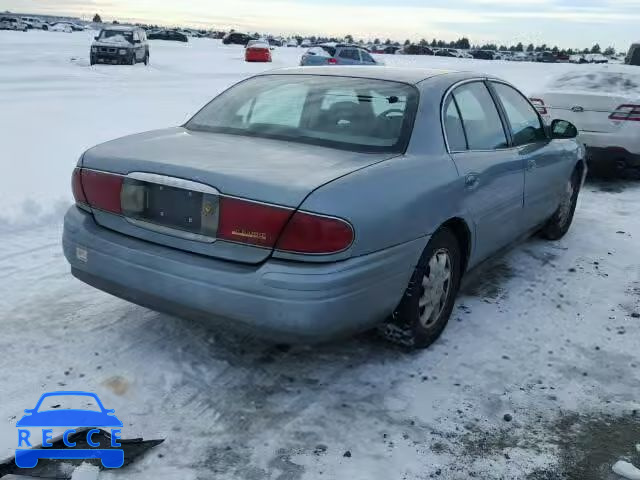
left=490, top=81, right=566, bottom=227
left=444, top=80, right=525, bottom=262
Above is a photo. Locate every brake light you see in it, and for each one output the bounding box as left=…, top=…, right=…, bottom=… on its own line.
left=276, top=211, right=353, bottom=254
left=217, top=197, right=291, bottom=248
left=327, top=58, right=338, bottom=64
left=529, top=98, right=547, bottom=115
left=71, top=168, right=87, bottom=205
left=217, top=196, right=354, bottom=254
left=79, top=169, right=123, bottom=214
left=609, top=104, right=640, bottom=122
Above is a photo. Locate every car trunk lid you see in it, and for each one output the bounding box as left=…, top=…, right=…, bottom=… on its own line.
left=541, top=91, right=632, bottom=134
left=79, top=127, right=396, bottom=263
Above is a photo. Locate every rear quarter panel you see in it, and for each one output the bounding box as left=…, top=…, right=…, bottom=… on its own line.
left=284, top=73, right=475, bottom=262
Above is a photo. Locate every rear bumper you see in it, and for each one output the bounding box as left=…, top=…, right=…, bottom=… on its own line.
left=585, top=146, right=640, bottom=169
left=578, top=131, right=640, bottom=170
left=62, top=207, right=424, bottom=343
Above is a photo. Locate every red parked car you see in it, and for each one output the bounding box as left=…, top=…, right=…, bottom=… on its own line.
left=245, top=41, right=272, bottom=62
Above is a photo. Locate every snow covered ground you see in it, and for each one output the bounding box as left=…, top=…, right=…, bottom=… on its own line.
left=1, top=30, right=640, bottom=479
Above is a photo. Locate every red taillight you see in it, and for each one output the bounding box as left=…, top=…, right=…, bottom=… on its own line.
left=276, top=211, right=353, bottom=254
left=79, top=169, right=123, bottom=214
left=327, top=58, right=338, bottom=65
left=72, top=167, right=87, bottom=205
left=529, top=98, right=548, bottom=115
left=217, top=197, right=292, bottom=248
left=609, top=104, right=640, bottom=122
left=217, top=196, right=354, bottom=254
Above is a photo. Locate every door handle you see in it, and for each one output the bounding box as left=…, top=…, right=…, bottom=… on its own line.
left=465, top=173, right=479, bottom=189
left=526, top=159, right=537, bottom=171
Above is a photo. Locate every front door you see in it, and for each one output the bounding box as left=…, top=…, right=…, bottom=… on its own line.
left=444, top=81, right=525, bottom=263
left=489, top=81, right=567, bottom=227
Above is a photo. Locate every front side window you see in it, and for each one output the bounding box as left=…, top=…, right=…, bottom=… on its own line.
left=186, top=75, right=418, bottom=153
left=492, top=82, right=546, bottom=146
left=451, top=82, right=508, bottom=150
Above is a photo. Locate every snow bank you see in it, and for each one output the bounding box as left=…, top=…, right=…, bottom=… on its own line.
left=547, top=70, right=640, bottom=95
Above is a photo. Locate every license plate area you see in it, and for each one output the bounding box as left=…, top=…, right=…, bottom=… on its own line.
left=121, top=173, right=219, bottom=242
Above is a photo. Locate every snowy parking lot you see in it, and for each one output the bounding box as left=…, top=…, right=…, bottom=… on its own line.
left=1, top=30, right=640, bottom=480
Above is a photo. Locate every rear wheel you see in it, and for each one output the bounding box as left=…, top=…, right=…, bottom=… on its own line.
left=540, top=167, right=581, bottom=240
left=144, top=52, right=150, bottom=65
left=380, top=228, right=462, bottom=349
left=129, top=54, right=136, bottom=65
left=90, top=56, right=96, bottom=66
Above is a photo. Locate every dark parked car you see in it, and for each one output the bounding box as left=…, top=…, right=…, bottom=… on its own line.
left=536, top=51, right=556, bottom=63
left=223, top=32, right=253, bottom=45
left=90, top=26, right=150, bottom=65
left=435, top=49, right=457, bottom=57
left=471, top=50, right=495, bottom=60
left=148, top=30, right=188, bottom=42
left=627, top=43, right=640, bottom=66
left=403, top=45, right=434, bottom=55
left=268, top=38, right=283, bottom=47
left=64, top=67, right=584, bottom=349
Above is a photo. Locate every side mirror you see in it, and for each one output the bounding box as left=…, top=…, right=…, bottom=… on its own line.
left=550, top=119, right=578, bottom=139
left=94, top=36, right=99, bottom=40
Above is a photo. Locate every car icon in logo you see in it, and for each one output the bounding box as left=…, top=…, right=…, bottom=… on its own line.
left=17, top=391, right=123, bottom=428
left=15, top=391, right=124, bottom=469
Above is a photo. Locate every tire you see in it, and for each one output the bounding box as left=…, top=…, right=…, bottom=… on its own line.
left=130, top=55, right=136, bottom=66
left=540, top=167, right=581, bottom=240
left=90, top=56, right=96, bottom=66
left=380, top=228, right=462, bottom=349
left=144, top=52, right=149, bottom=65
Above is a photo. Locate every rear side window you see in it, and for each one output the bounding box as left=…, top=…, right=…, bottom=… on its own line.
left=443, top=97, right=467, bottom=151
left=492, top=82, right=546, bottom=146
left=451, top=82, right=507, bottom=150
left=338, top=49, right=360, bottom=60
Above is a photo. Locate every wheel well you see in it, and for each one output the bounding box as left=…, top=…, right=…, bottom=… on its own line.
left=440, top=218, right=471, bottom=274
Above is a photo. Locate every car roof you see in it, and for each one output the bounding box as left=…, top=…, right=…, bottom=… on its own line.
left=101, top=25, right=138, bottom=31
left=265, top=66, right=457, bottom=85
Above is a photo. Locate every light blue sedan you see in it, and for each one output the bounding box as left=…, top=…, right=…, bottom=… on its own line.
left=63, top=67, right=584, bottom=348
left=300, top=44, right=379, bottom=66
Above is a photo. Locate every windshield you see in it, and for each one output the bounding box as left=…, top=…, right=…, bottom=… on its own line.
left=186, top=75, right=418, bottom=153
left=99, top=30, right=133, bottom=43
left=36, top=394, right=101, bottom=412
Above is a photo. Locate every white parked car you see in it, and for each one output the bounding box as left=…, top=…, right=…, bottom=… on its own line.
left=300, top=38, right=312, bottom=48
left=50, top=23, right=73, bottom=33
left=0, top=16, right=28, bottom=31
left=286, top=39, right=298, bottom=47
left=21, top=16, right=48, bottom=29
left=511, top=52, right=527, bottom=62
left=530, top=71, right=640, bottom=176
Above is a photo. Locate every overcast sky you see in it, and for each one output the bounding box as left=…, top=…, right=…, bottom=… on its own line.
left=4, top=0, right=639, bottom=49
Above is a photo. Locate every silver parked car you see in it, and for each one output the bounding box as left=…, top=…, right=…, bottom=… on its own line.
left=63, top=67, right=584, bottom=348
left=300, top=44, right=379, bottom=66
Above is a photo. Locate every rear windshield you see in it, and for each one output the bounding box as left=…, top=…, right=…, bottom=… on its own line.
left=549, top=72, right=640, bottom=94
left=186, top=75, right=419, bottom=153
